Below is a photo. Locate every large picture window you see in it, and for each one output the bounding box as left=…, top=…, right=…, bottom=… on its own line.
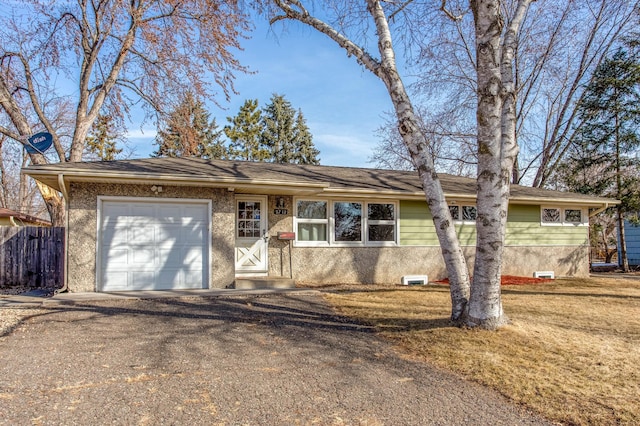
left=294, top=199, right=397, bottom=246
left=334, top=202, right=362, bottom=242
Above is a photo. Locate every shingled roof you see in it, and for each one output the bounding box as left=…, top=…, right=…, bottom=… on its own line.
left=23, top=157, right=617, bottom=207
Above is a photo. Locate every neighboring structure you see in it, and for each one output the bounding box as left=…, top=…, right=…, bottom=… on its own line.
left=0, top=207, right=51, bottom=227
left=623, top=219, right=640, bottom=267
left=23, top=158, right=617, bottom=292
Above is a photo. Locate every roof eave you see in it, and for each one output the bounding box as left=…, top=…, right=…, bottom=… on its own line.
left=24, top=168, right=619, bottom=207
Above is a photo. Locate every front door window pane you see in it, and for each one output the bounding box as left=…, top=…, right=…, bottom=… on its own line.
left=238, top=201, right=261, bottom=238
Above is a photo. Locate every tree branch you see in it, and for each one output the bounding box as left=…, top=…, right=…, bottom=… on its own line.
left=271, top=0, right=381, bottom=76
left=440, top=0, right=464, bottom=21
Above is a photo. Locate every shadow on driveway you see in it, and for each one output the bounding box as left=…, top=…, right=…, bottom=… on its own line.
left=0, top=293, right=550, bottom=425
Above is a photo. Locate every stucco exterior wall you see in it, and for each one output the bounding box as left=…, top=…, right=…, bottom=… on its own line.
left=66, top=182, right=235, bottom=292
left=266, top=195, right=294, bottom=278
left=289, top=244, right=589, bottom=285
left=66, top=184, right=590, bottom=291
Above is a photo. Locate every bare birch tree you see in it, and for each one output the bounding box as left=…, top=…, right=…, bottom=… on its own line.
left=0, top=0, right=250, bottom=225
left=268, top=0, right=532, bottom=328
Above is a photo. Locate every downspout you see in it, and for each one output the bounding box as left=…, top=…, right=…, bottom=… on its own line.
left=9, top=216, right=18, bottom=227
left=55, top=173, right=69, bottom=294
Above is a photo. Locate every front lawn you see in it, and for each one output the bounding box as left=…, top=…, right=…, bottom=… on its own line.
left=323, top=277, right=640, bottom=425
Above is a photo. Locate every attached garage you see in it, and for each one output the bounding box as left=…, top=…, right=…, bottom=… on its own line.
left=98, top=197, right=211, bottom=291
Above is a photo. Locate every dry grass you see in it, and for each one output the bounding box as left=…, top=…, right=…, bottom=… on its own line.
left=323, top=277, right=640, bottom=425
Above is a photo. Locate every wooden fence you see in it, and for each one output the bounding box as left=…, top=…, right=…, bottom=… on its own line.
left=0, top=226, right=64, bottom=289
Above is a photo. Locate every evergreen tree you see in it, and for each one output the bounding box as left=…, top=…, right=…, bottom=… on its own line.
left=153, top=92, right=227, bottom=159
left=224, top=99, right=267, bottom=161
left=261, top=94, right=319, bottom=164
left=85, top=114, right=123, bottom=161
left=561, top=49, right=640, bottom=270
left=292, top=109, right=320, bottom=165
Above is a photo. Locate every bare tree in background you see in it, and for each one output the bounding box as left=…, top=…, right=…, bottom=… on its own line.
left=370, top=0, right=638, bottom=186
left=0, top=0, right=250, bottom=225
left=268, top=0, right=533, bottom=329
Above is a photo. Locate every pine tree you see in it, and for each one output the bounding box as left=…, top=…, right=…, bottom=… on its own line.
left=224, top=99, right=267, bottom=161
left=293, top=109, right=320, bottom=164
left=153, top=92, right=227, bottom=159
left=85, top=114, right=123, bottom=161
left=562, top=49, right=640, bottom=270
left=261, top=94, right=320, bottom=164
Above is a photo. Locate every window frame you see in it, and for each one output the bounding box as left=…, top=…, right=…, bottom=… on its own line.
left=541, top=206, right=587, bottom=226
left=366, top=202, right=397, bottom=246
left=294, top=198, right=398, bottom=247
left=448, top=202, right=477, bottom=223
left=294, top=199, right=330, bottom=246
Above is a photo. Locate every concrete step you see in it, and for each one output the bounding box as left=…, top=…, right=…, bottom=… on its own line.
left=234, top=277, right=295, bottom=290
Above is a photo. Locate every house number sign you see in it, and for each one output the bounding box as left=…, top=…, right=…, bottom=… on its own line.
left=274, top=197, right=288, bottom=215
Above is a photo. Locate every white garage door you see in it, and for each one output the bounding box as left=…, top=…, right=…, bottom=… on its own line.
left=99, top=199, right=210, bottom=291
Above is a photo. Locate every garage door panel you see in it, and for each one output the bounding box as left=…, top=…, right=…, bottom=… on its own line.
left=157, top=224, right=185, bottom=241
left=100, top=200, right=209, bottom=291
left=183, top=270, right=204, bottom=285
left=131, top=204, right=156, bottom=217
left=132, top=248, right=155, bottom=264
left=102, top=227, right=128, bottom=244
left=157, top=205, right=182, bottom=222
left=102, top=271, right=129, bottom=290
left=107, top=248, right=129, bottom=266
left=130, top=271, right=156, bottom=289
left=131, top=226, right=155, bottom=243
left=182, top=246, right=204, bottom=263
left=183, top=205, right=208, bottom=220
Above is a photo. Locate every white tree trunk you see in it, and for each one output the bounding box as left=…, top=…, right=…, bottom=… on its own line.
left=272, top=0, right=472, bottom=320
left=467, top=0, right=530, bottom=328
left=271, top=0, right=534, bottom=328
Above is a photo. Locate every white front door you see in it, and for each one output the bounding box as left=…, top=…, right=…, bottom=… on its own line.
left=235, top=196, right=268, bottom=274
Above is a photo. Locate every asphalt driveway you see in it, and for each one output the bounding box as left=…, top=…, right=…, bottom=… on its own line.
left=0, top=292, right=550, bottom=425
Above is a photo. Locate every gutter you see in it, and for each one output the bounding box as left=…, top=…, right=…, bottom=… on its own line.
left=589, top=202, right=613, bottom=218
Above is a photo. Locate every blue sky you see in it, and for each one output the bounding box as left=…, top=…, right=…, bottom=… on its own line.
left=127, top=19, right=394, bottom=168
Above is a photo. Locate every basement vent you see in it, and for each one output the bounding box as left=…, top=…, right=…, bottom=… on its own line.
left=401, top=275, right=429, bottom=285
left=533, top=271, right=555, bottom=279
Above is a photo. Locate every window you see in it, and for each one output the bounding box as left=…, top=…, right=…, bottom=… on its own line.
left=237, top=201, right=261, bottom=238
left=334, top=202, right=362, bottom=242
left=449, top=204, right=477, bottom=222
left=294, top=199, right=397, bottom=246
left=296, top=200, right=328, bottom=242
left=542, top=207, right=584, bottom=225
left=542, top=207, right=561, bottom=224
left=564, top=209, right=582, bottom=224
left=368, top=203, right=395, bottom=242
